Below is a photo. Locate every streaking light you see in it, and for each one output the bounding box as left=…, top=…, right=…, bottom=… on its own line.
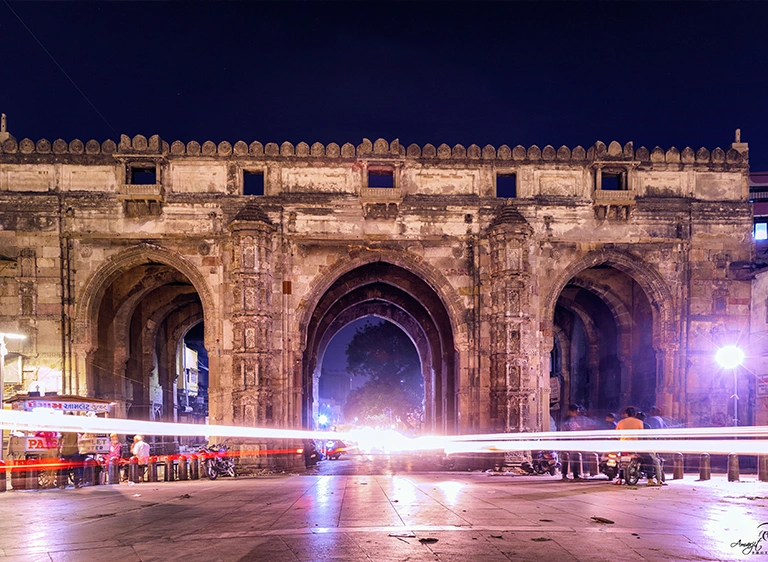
left=716, top=345, right=745, bottom=369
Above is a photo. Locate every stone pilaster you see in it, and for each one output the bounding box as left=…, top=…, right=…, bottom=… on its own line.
left=229, top=207, right=275, bottom=427
left=488, top=206, right=537, bottom=431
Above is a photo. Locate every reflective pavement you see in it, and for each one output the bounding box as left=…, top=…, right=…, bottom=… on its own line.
left=0, top=455, right=765, bottom=561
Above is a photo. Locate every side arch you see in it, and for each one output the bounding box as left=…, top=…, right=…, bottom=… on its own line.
left=74, top=243, right=218, bottom=352
left=542, top=249, right=676, bottom=349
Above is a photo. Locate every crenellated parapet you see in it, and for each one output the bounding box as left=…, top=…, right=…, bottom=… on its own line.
left=0, top=134, right=748, bottom=166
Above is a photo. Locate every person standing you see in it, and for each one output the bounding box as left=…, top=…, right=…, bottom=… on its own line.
left=560, top=404, right=584, bottom=481
left=59, top=432, right=84, bottom=488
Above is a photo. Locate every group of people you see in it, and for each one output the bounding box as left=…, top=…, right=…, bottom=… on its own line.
left=56, top=432, right=151, bottom=487
left=559, top=403, right=666, bottom=486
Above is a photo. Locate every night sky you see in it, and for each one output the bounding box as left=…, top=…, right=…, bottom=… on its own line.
left=2, top=2, right=768, bottom=170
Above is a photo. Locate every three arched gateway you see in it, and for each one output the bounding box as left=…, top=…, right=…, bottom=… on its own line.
left=2, top=134, right=752, bottom=452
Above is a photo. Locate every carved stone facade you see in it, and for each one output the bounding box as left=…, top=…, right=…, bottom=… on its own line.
left=0, top=133, right=756, bottom=437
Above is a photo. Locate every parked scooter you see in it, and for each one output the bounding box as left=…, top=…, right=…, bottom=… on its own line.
left=522, top=451, right=560, bottom=476
left=198, top=443, right=236, bottom=480
left=599, top=451, right=620, bottom=481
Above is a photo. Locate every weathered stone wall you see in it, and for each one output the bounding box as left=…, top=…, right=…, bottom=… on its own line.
left=0, top=133, right=755, bottom=432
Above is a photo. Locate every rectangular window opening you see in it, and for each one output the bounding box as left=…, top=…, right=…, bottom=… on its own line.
left=243, top=170, right=265, bottom=196
left=496, top=173, right=517, bottom=198
left=368, top=168, right=395, bottom=188
left=755, top=222, right=768, bottom=241
left=130, top=166, right=156, bottom=185
left=600, top=173, right=623, bottom=191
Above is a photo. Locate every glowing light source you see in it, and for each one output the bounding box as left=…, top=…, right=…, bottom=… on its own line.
left=715, top=345, right=744, bottom=369
left=318, top=414, right=328, bottom=425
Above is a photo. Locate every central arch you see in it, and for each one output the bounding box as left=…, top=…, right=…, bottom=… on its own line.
left=301, top=259, right=459, bottom=434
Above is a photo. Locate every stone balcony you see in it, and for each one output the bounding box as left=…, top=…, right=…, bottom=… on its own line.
left=117, top=183, right=163, bottom=201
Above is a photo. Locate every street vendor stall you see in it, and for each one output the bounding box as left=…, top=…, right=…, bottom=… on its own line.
left=5, top=394, right=114, bottom=488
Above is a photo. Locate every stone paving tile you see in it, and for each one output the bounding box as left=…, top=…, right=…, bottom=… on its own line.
left=48, top=546, right=141, bottom=562
left=1, top=473, right=763, bottom=561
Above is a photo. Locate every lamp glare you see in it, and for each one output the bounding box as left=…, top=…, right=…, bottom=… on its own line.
left=715, top=345, right=744, bottom=369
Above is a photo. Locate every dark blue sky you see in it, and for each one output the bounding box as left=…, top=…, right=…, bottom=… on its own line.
left=2, top=2, right=768, bottom=169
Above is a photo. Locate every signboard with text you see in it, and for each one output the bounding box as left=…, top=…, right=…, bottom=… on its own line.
left=12, top=399, right=112, bottom=413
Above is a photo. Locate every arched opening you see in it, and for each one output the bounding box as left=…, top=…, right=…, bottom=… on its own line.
left=86, top=259, right=209, bottom=452
left=316, top=317, right=424, bottom=433
left=303, top=261, right=456, bottom=434
left=551, top=264, right=656, bottom=425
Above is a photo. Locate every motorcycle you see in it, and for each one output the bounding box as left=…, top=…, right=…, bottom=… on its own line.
left=599, top=452, right=620, bottom=481
left=522, top=451, right=560, bottom=476
left=198, top=443, right=236, bottom=480
left=623, top=452, right=664, bottom=486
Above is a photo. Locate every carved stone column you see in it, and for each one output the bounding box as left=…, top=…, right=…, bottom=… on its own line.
left=487, top=207, right=537, bottom=432
left=229, top=207, right=275, bottom=427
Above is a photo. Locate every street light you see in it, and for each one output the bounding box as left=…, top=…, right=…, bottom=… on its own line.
left=0, top=332, right=26, bottom=461
left=715, top=345, right=744, bottom=426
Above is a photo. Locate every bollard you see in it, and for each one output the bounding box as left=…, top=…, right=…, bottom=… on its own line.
left=189, top=454, right=199, bottom=480
left=147, top=456, right=158, bottom=483
left=673, top=453, right=684, bottom=480
left=587, top=452, right=599, bottom=477
left=83, top=458, right=96, bottom=486
left=164, top=456, right=175, bottom=482
left=727, top=453, right=740, bottom=482
left=107, top=458, right=120, bottom=485
left=26, top=458, right=39, bottom=490
left=128, top=456, right=140, bottom=483
left=573, top=452, right=583, bottom=477
left=178, top=455, right=188, bottom=481
left=699, top=453, right=711, bottom=481
left=759, top=455, right=768, bottom=483
left=57, top=457, right=69, bottom=489
left=11, top=459, right=25, bottom=490
left=0, top=460, right=5, bottom=492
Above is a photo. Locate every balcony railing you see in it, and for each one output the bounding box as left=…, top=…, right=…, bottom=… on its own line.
left=117, top=183, right=163, bottom=200
left=594, top=188, right=636, bottom=203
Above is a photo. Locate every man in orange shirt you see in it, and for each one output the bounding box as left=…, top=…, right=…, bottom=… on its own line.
left=616, top=406, right=644, bottom=433
left=616, top=406, right=663, bottom=486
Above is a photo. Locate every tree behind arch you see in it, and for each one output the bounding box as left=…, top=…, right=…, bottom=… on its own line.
left=343, top=320, right=423, bottom=430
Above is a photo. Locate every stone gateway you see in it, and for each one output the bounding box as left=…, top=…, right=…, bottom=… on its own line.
left=0, top=132, right=755, bottom=447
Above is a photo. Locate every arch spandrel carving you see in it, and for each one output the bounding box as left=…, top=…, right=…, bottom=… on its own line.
left=542, top=248, right=676, bottom=349
left=294, top=249, right=467, bottom=347
left=74, top=243, right=218, bottom=353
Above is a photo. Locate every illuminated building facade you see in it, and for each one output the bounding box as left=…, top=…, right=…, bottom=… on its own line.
left=0, top=125, right=757, bottom=445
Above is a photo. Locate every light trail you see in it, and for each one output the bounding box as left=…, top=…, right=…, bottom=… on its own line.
left=1, top=410, right=766, bottom=457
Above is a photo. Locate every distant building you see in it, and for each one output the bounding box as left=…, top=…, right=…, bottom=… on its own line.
left=750, top=172, right=768, bottom=253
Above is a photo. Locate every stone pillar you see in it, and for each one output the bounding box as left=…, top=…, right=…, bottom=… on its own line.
left=229, top=214, right=276, bottom=429
left=487, top=207, right=537, bottom=432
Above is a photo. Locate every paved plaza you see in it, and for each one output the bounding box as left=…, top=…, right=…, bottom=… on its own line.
left=0, top=460, right=765, bottom=561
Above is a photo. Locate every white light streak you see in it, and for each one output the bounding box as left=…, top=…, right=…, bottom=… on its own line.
left=0, top=410, right=766, bottom=457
